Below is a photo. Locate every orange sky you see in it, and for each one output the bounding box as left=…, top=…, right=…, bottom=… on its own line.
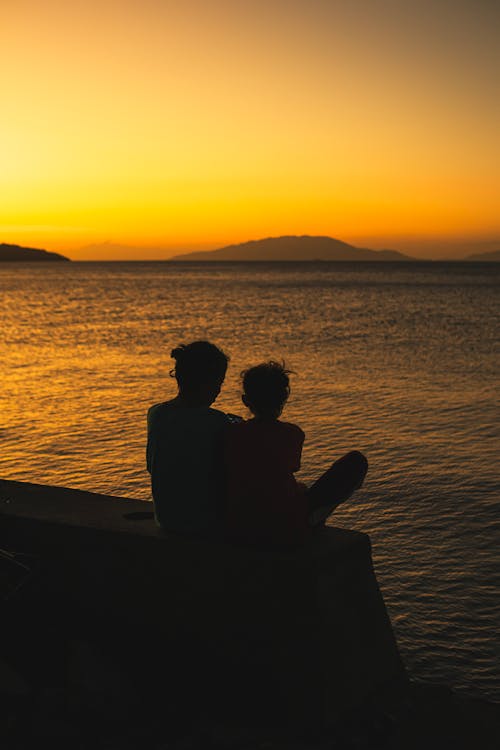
left=1, top=0, right=499, bottom=259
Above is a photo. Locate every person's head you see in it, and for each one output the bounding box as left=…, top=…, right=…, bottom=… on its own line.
left=241, top=361, right=291, bottom=419
left=170, top=341, right=229, bottom=406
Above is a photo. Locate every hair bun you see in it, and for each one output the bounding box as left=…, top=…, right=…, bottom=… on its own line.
left=170, top=345, right=186, bottom=361
left=169, top=341, right=229, bottom=388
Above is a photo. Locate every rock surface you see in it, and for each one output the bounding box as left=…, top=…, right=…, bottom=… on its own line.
left=3, top=480, right=498, bottom=748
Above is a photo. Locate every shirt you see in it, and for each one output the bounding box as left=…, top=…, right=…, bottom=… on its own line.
left=147, top=401, right=229, bottom=535
left=224, top=418, right=308, bottom=545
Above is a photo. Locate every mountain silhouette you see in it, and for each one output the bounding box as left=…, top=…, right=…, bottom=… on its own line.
left=170, top=236, right=416, bottom=261
left=463, top=249, right=500, bottom=262
left=0, top=243, right=70, bottom=262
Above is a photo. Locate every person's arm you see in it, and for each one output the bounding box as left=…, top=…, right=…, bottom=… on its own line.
left=146, top=436, right=153, bottom=474
left=291, top=427, right=305, bottom=473
left=146, top=407, right=157, bottom=474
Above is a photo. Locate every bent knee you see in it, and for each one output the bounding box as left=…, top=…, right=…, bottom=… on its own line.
left=345, top=450, right=368, bottom=473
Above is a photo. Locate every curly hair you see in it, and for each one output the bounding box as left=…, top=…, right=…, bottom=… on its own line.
left=241, top=360, right=292, bottom=418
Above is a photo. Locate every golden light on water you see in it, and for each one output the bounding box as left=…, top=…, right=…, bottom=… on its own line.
left=1, top=0, right=499, bottom=258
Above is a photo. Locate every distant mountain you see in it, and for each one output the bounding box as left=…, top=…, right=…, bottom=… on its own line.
left=463, top=249, right=500, bottom=262
left=170, top=236, right=416, bottom=261
left=0, top=243, right=70, bottom=262
left=73, top=242, right=175, bottom=260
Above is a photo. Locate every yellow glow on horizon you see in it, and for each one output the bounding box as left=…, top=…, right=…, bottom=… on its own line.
left=1, top=0, right=499, bottom=258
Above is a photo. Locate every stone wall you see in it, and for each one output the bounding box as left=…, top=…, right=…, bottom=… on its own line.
left=0, top=478, right=405, bottom=728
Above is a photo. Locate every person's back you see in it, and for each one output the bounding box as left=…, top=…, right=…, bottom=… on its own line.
left=225, top=417, right=307, bottom=544
left=147, top=401, right=228, bottom=533
left=225, top=360, right=369, bottom=544
left=225, top=362, right=308, bottom=545
left=147, top=341, right=229, bottom=535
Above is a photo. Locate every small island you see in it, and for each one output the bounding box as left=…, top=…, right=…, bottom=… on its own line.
left=0, top=243, right=70, bottom=262
left=464, top=249, right=500, bottom=262
left=170, top=235, right=417, bottom=261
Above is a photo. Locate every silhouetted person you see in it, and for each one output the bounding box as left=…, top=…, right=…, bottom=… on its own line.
left=225, top=361, right=368, bottom=544
left=147, top=341, right=230, bottom=535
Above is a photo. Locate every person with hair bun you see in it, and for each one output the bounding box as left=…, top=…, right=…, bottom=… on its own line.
left=147, top=341, right=231, bottom=535
left=225, top=361, right=368, bottom=545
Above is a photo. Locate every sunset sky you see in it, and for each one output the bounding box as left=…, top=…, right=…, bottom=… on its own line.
left=1, top=0, right=499, bottom=259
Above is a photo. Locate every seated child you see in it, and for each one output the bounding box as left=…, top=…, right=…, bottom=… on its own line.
left=224, top=361, right=307, bottom=545
left=224, top=361, right=368, bottom=545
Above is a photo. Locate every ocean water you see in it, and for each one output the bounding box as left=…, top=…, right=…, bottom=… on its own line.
left=1, top=261, right=499, bottom=701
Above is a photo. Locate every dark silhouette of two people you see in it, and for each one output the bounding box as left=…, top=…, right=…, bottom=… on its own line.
left=147, top=341, right=367, bottom=544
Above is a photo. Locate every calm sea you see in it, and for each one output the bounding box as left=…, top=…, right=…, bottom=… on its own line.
left=1, top=261, right=499, bottom=701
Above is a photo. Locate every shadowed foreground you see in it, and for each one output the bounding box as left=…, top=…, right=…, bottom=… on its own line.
left=0, top=479, right=498, bottom=749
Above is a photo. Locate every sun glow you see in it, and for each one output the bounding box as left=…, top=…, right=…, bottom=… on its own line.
left=1, top=0, right=499, bottom=258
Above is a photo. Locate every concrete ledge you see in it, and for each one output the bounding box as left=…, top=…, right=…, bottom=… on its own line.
left=0, top=478, right=405, bottom=727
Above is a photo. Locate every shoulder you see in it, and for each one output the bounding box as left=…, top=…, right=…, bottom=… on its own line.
left=278, top=421, right=305, bottom=443
left=224, top=419, right=258, bottom=443
left=148, top=402, right=229, bottom=425
left=229, top=419, right=304, bottom=442
left=207, top=407, right=230, bottom=423
left=147, top=401, right=171, bottom=427
left=225, top=419, right=249, bottom=436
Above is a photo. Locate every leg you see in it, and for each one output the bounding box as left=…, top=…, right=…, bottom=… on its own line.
left=307, top=451, right=368, bottom=527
